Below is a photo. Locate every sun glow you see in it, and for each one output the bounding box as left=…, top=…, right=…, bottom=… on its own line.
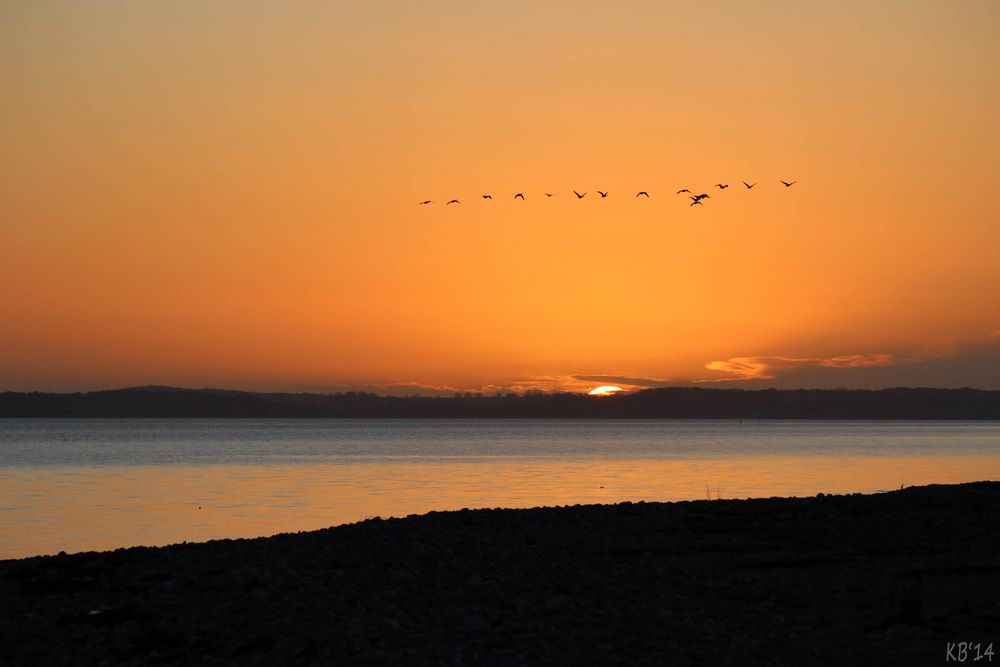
left=2, top=4, right=999, bottom=394
left=588, top=386, right=624, bottom=397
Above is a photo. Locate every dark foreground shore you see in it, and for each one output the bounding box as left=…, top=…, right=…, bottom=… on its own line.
left=2, top=484, right=999, bottom=665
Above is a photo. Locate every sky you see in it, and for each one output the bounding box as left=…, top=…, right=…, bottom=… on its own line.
left=2, top=1, right=999, bottom=394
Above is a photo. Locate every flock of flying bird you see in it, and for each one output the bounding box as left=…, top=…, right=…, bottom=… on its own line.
left=418, top=180, right=798, bottom=206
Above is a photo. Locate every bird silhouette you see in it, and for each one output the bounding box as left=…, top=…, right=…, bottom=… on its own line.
left=715, top=183, right=729, bottom=189
left=446, top=199, right=461, bottom=205
left=598, top=191, right=608, bottom=198
left=691, top=193, right=710, bottom=202
left=636, top=191, right=650, bottom=198
left=514, top=193, right=525, bottom=200
left=781, top=180, right=797, bottom=187
left=544, top=193, right=555, bottom=197
left=690, top=199, right=704, bottom=206
left=676, top=189, right=691, bottom=194
left=573, top=190, right=586, bottom=199
left=743, top=182, right=756, bottom=189
left=418, top=200, right=433, bottom=205
left=482, top=194, right=492, bottom=199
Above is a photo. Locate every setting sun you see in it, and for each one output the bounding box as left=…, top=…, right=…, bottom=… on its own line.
left=588, top=386, right=624, bottom=397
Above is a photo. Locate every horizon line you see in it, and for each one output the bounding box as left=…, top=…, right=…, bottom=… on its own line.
left=4, top=384, right=999, bottom=398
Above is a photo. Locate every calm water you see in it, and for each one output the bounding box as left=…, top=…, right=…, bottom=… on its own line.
left=2, top=419, right=999, bottom=559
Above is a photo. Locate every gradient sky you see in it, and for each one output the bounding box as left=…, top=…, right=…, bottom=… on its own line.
left=2, top=1, right=999, bottom=393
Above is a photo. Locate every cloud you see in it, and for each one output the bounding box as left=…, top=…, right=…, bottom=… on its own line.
left=702, top=332, right=1000, bottom=389
left=288, top=380, right=479, bottom=397
left=703, top=354, right=901, bottom=381
left=503, top=376, right=589, bottom=394
left=439, top=374, right=679, bottom=394
left=703, top=358, right=778, bottom=381
left=818, top=354, right=898, bottom=368
left=380, top=377, right=603, bottom=396
left=571, top=374, right=674, bottom=389
left=295, top=330, right=1000, bottom=396
left=508, top=374, right=676, bottom=394
left=373, top=381, right=465, bottom=397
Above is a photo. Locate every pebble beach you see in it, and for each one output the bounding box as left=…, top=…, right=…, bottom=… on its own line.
left=2, top=482, right=998, bottom=665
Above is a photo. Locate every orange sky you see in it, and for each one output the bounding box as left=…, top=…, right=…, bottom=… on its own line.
left=2, top=2, right=999, bottom=393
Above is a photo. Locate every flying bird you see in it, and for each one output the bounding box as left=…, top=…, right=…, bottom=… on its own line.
left=545, top=193, right=555, bottom=197
left=781, top=180, right=797, bottom=187
left=636, top=191, right=650, bottom=198
left=691, top=193, right=710, bottom=202
left=676, top=189, right=691, bottom=194
left=573, top=190, right=586, bottom=199
left=743, top=181, right=756, bottom=189
left=690, top=199, right=704, bottom=206
left=715, top=183, right=729, bottom=189
left=514, top=193, right=525, bottom=200
left=446, top=199, right=461, bottom=205
left=418, top=200, right=433, bottom=205
left=598, top=191, right=608, bottom=198
left=482, top=194, right=492, bottom=199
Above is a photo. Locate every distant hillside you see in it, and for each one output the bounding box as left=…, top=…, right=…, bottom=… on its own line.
left=1, top=386, right=999, bottom=418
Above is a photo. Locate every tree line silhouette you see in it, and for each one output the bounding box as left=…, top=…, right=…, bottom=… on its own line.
left=2, top=386, right=998, bottom=419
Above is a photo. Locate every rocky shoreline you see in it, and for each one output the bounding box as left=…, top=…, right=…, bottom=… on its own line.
left=3, top=482, right=999, bottom=665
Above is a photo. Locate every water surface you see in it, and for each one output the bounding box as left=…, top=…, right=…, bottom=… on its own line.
left=2, top=419, right=999, bottom=559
